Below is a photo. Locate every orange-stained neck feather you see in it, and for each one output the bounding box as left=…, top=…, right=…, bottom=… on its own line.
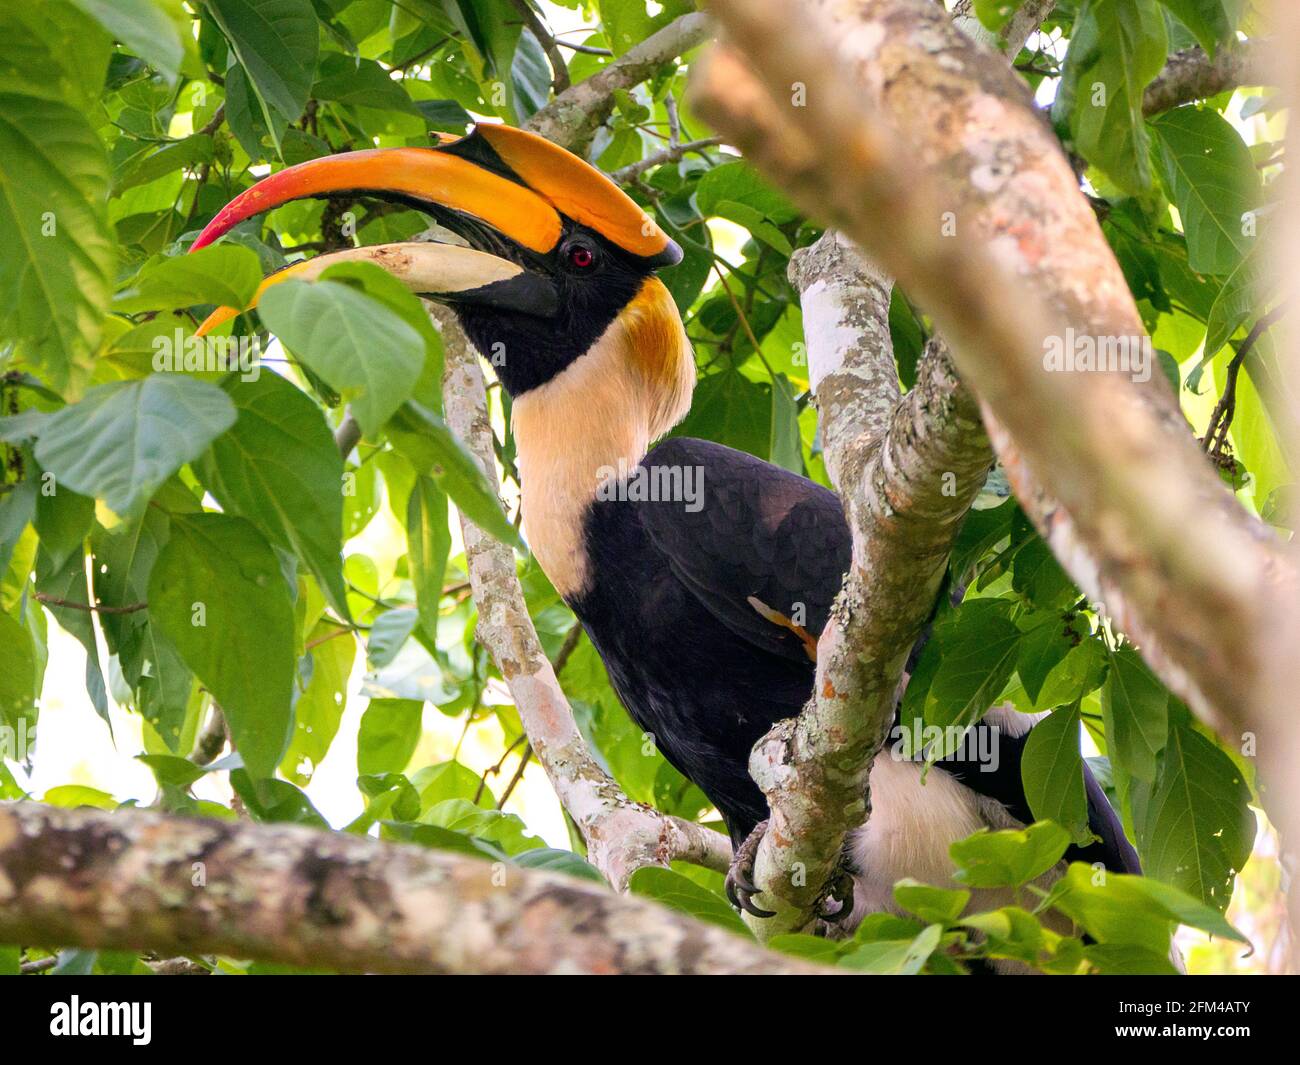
left=509, top=277, right=695, bottom=598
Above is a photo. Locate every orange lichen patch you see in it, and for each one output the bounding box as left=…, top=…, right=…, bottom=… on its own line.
left=747, top=595, right=819, bottom=663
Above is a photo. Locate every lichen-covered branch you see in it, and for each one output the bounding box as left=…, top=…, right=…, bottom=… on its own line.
left=696, top=216, right=991, bottom=935
left=525, top=12, right=711, bottom=152
left=696, top=0, right=1297, bottom=750
left=1143, top=41, right=1265, bottom=117
left=436, top=309, right=729, bottom=888
left=0, top=802, right=816, bottom=974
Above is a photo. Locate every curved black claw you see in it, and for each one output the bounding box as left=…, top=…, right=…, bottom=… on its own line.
left=816, top=865, right=856, bottom=925
left=725, top=819, right=777, bottom=919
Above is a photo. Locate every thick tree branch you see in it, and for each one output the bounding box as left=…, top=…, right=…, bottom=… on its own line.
left=703, top=224, right=991, bottom=935
left=525, top=12, right=710, bottom=152
left=696, top=0, right=1297, bottom=751
left=0, top=802, right=815, bottom=974
left=435, top=308, right=729, bottom=888
left=1143, top=41, right=1266, bottom=117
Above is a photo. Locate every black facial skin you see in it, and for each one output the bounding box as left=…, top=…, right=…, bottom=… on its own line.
left=450, top=220, right=655, bottom=397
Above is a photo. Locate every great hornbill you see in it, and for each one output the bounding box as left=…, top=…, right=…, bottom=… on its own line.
left=192, top=123, right=1140, bottom=926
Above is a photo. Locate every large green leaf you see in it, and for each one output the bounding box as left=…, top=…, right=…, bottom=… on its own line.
left=1130, top=721, right=1254, bottom=911
left=1046, top=862, right=1245, bottom=954
left=628, top=866, right=748, bottom=934
left=197, top=372, right=349, bottom=616
left=0, top=92, right=114, bottom=386
left=407, top=475, right=451, bottom=641
left=1052, top=0, right=1168, bottom=195
left=33, top=376, right=236, bottom=517
left=113, top=244, right=263, bottom=313
left=0, top=610, right=37, bottom=736
left=387, top=402, right=520, bottom=546
left=69, top=0, right=186, bottom=84
left=1154, top=0, right=1235, bottom=55
left=357, top=698, right=424, bottom=777
left=258, top=278, right=425, bottom=438
left=1020, top=701, right=1091, bottom=844
left=1100, top=645, right=1168, bottom=782
left=205, top=0, right=319, bottom=153
left=950, top=822, right=1071, bottom=889
left=280, top=621, right=356, bottom=785
left=907, top=601, right=1022, bottom=735
left=1151, top=108, right=1259, bottom=276
left=148, top=513, right=295, bottom=778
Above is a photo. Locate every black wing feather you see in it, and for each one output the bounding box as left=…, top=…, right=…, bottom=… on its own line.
left=636, top=437, right=852, bottom=664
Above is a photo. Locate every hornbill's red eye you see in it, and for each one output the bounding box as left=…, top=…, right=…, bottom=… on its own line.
left=567, top=245, right=595, bottom=269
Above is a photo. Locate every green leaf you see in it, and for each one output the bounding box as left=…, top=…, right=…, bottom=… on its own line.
left=1203, top=250, right=1265, bottom=359
left=197, top=372, right=348, bottom=617
left=1052, top=0, right=1168, bottom=195
left=33, top=476, right=94, bottom=574
left=1151, top=108, right=1259, bottom=276
left=1015, top=615, right=1074, bottom=704
left=387, top=402, right=520, bottom=546
left=1130, top=722, right=1254, bottom=911
left=0, top=611, right=37, bottom=736
left=1101, top=645, right=1168, bottom=782
left=281, top=621, right=356, bottom=785
left=950, top=822, right=1072, bottom=889
left=1011, top=538, right=1076, bottom=610
left=1084, top=942, right=1180, bottom=974
left=768, top=373, right=802, bottom=473
left=1046, top=862, right=1245, bottom=954
left=892, top=880, right=971, bottom=924
left=628, top=866, right=748, bottom=935
left=366, top=608, right=419, bottom=668
left=231, top=770, right=329, bottom=826
left=421, top=798, right=544, bottom=855
left=113, top=244, right=263, bottom=313
left=912, top=601, right=1022, bottom=735
left=839, top=924, right=942, bottom=974
left=411, top=760, right=494, bottom=809
left=357, top=698, right=424, bottom=777
left=1021, top=701, right=1092, bottom=844
left=148, top=513, right=295, bottom=778
left=407, top=475, right=451, bottom=641
left=68, top=0, right=185, bottom=84
left=205, top=0, right=319, bottom=153
left=0, top=92, right=114, bottom=386
left=258, top=278, right=425, bottom=438
left=33, top=377, right=237, bottom=517
left=513, top=848, right=606, bottom=884
left=137, top=753, right=208, bottom=790
left=1154, top=1, right=1235, bottom=55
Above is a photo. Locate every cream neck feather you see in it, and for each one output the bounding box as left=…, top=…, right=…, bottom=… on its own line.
left=509, top=278, right=694, bottom=599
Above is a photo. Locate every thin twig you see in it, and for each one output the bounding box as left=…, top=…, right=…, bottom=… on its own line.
left=608, top=136, right=724, bottom=183
left=507, top=0, right=571, bottom=93
left=33, top=593, right=146, bottom=615
left=1202, top=305, right=1288, bottom=460
left=497, top=747, right=532, bottom=808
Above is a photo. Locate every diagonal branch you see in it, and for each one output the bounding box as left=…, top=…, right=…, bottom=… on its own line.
left=692, top=0, right=1300, bottom=953
left=436, top=307, right=729, bottom=889
left=1143, top=40, right=1266, bottom=117
left=0, top=802, right=815, bottom=974
left=525, top=12, right=711, bottom=152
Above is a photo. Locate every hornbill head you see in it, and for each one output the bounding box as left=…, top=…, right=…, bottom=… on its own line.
left=192, top=124, right=685, bottom=398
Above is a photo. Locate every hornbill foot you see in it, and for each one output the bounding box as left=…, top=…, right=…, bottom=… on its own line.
left=816, top=863, right=856, bottom=925
left=725, top=819, right=777, bottom=918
